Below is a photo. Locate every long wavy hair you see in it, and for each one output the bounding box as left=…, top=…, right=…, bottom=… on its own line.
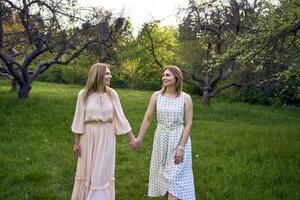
left=161, top=65, right=183, bottom=97
left=82, top=63, right=114, bottom=103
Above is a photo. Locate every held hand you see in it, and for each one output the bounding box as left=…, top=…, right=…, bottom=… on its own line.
left=174, top=147, right=184, bottom=165
left=130, top=138, right=142, bottom=151
left=73, top=144, right=81, bottom=157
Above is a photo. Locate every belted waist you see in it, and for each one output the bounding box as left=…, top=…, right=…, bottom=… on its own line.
left=84, top=120, right=112, bottom=125
left=157, top=123, right=184, bottom=130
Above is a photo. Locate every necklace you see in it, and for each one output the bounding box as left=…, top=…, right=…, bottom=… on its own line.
left=99, top=92, right=104, bottom=105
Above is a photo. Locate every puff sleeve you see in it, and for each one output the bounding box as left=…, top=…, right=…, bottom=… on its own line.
left=112, top=89, right=132, bottom=135
left=71, top=90, right=85, bottom=134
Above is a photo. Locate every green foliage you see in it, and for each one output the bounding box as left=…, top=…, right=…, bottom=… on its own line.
left=38, top=65, right=65, bottom=83
left=38, top=55, right=97, bottom=85
left=222, top=64, right=300, bottom=106
left=273, top=65, right=300, bottom=105
left=228, top=0, right=300, bottom=106
left=118, top=58, right=141, bottom=89
left=137, top=22, right=181, bottom=66
left=179, top=39, right=207, bottom=75
left=114, top=22, right=181, bottom=90
left=178, top=0, right=300, bottom=105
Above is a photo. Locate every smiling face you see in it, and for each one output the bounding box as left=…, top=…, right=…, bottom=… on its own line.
left=104, top=67, right=112, bottom=86
left=161, top=65, right=183, bottom=96
left=162, top=69, right=176, bottom=87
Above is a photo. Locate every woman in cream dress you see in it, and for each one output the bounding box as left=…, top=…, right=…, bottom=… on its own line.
left=71, top=63, right=135, bottom=200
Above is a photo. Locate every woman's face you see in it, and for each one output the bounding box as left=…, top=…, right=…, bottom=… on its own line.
left=162, top=69, right=176, bottom=87
left=104, top=67, right=112, bottom=86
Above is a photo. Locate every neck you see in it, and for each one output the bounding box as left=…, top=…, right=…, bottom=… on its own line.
left=165, top=86, right=176, bottom=96
left=97, top=85, right=105, bottom=93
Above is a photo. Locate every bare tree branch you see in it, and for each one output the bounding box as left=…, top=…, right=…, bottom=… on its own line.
left=210, top=80, right=259, bottom=97
left=0, top=52, right=23, bottom=83
left=31, top=39, right=97, bottom=80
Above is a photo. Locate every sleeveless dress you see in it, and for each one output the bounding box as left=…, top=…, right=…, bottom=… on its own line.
left=71, top=89, right=131, bottom=200
left=148, top=92, right=196, bottom=200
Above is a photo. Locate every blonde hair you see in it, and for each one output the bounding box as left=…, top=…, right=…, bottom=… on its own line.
left=161, top=65, right=183, bottom=97
left=83, top=63, right=114, bottom=103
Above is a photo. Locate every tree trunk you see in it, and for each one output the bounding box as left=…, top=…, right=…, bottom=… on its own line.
left=10, top=79, right=19, bottom=92
left=18, top=82, right=31, bottom=99
left=202, top=89, right=211, bottom=106
left=203, top=73, right=211, bottom=106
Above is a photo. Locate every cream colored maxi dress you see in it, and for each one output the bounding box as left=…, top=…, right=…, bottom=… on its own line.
left=71, top=89, right=131, bottom=200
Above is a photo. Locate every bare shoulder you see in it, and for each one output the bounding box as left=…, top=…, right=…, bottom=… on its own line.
left=150, top=90, right=160, bottom=99
left=149, top=91, right=160, bottom=103
left=182, top=92, right=193, bottom=104
left=152, top=91, right=161, bottom=98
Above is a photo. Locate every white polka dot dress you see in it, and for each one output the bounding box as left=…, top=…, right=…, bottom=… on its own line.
left=148, top=92, right=195, bottom=200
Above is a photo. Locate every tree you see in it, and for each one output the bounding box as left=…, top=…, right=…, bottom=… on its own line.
left=114, top=21, right=180, bottom=90
left=180, top=0, right=264, bottom=105
left=0, top=0, right=129, bottom=99
left=119, top=58, right=141, bottom=89
left=180, top=0, right=300, bottom=105
left=80, top=8, right=131, bottom=63
left=234, top=0, right=300, bottom=105
left=136, top=21, right=180, bottom=86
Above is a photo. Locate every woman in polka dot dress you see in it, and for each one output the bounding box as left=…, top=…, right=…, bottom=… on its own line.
left=131, top=66, right=196, bottom=200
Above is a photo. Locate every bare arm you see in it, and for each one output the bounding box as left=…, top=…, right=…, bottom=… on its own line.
left=179, top=94, right=193, bottom=147
left=137, top=92, right=158, bottom=141
left=174, top=93, right=193, bottom=165
left=127, top=130, right=135, bottom=142
left=131, top=92, right=158, bottom=150
left=73, top=134, right=81, bottom=157
left=74, top=134, right=80, bottom=145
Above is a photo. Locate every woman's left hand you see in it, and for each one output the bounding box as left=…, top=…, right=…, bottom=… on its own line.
left=73, top=144, right=81, bottom=157
left=130, top=138, right=142, bottom=151
left=174, top=148, right=184, bottom=165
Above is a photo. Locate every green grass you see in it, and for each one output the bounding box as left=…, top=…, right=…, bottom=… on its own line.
left=0, top=80, right=300, bottom=200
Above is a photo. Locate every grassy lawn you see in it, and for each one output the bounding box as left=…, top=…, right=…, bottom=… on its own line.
left=0, top=80, right=300, bottom=200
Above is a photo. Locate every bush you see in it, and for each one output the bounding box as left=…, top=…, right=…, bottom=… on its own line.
left=38, top=56, right=95, bottom=85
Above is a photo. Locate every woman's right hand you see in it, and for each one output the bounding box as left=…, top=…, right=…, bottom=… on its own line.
left=130, top=138, right=141, bottom=151
left=73, top=144, right=81, bottom=157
